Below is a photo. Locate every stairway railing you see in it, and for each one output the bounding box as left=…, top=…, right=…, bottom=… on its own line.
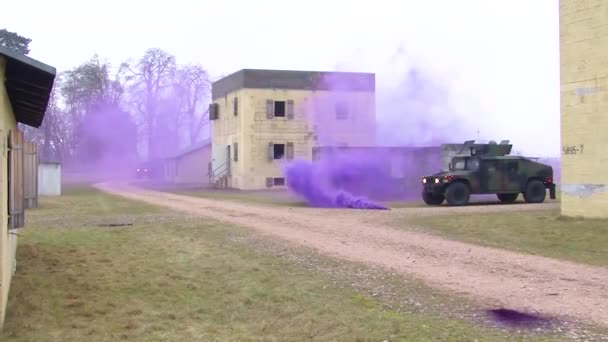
left=208, top=160, right=230, bottom=188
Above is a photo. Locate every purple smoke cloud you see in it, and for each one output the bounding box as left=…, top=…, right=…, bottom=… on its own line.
left=282, top=63, right=465, bottom=209
left=283, top=159, right=388, bottom=210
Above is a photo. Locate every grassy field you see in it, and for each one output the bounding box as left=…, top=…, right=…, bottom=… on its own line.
left=1, top=185, right=567, bottom=341
left=406, top=209, right=608, bottom=266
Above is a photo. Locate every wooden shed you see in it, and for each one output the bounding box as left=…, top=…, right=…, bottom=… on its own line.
left=0, top=46, right=56, bottom=327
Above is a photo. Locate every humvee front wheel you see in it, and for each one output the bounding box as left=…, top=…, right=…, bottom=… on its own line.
left=523, top=180, right=546, bottom=203
left=422, top=192, right=444, bottom=205
left=497, top=193, right=518, bottom=203
left=445, top=182, right=470, bottom=206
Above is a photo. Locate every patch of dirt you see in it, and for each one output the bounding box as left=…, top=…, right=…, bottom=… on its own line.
left=95, top=182, right=608, bottom=330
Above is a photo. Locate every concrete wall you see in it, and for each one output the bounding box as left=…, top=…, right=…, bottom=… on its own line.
left=38, top=163, right=61, bottom=196
left=560, top=0, right=608, bottom=218
left=0, top=56, right=19, bottom=326
left=212, top=87, right=375, bottom=190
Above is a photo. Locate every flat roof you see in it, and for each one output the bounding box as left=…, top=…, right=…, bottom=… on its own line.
left=212, top=68, right=375, bottom=99
left=0, top=46, right=57, bottom=128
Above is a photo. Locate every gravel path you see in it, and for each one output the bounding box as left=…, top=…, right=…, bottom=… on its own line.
left=96, top=182, right=608, bottom=328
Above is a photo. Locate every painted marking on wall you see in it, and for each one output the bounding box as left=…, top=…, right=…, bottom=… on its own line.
left=562, top=144, right=584, bottom=155
left=561, top=184, right=607, bottom=198
left=575, top=87, right=601, bottom=96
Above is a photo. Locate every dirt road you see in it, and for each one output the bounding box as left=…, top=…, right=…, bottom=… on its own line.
left=96, top=182, right=608, bottom=327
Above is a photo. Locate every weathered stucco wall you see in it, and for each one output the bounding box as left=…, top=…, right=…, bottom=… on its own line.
left=0, top=56, right=19, bottom=326
left=560, top=0, right=608, bottom=218
left=212, top=87, right=376, bottom=190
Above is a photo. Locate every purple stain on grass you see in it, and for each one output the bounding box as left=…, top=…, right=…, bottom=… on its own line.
left=486, top=308, right=554, bottom=329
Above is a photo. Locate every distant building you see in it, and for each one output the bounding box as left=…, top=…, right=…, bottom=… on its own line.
left=38, top=161, right=61, bottom=196
left=209, top=69, right=376, bottom=190
left=0, top=47, right=56, bottom=327
left=163, top=139, right=211, bottom=186
left=560, top=1, right=608, bottom=218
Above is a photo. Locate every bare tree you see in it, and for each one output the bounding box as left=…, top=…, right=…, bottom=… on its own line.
left=124, top=48, right=177, bottom=159
left=23, top=48, right=214, bottom=168
left=174, top=64, right=211, bottom=144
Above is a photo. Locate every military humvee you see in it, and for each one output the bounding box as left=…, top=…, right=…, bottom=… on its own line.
left=421, top=140, right=556, bottom=206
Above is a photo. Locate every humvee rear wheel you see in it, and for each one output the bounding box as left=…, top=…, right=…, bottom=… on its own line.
left=497, top=193, right=518, bottom=203
left=523, top=180, right=546, bottom=203
left=445, top=182, right=470, bottom=206
left=422, top=192, right=444, bottom=205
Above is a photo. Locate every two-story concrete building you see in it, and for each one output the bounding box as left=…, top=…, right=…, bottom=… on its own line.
left=209, top=69, right=376, bottom=190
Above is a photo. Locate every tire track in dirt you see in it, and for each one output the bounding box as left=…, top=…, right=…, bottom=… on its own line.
left=96, top=182, right=608, bottom=327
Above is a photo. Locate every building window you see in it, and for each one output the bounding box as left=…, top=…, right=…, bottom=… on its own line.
left=273, top=144, right=285, bottom=159
left=274, top=101, right=286, bottom=117
left=266, top=177, right=286, bottom=187
left=335, top=101, right=348, bottom=120
left=266, top=99, right=294, bottom=119
left=233, top=142, right=238, bottom=162
left=233, top=97, right=238, bottom=116
left=209, top=103, right=219, bottom=120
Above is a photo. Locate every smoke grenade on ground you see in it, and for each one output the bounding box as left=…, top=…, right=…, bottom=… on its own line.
left=283, top=160, right=389, bottom=210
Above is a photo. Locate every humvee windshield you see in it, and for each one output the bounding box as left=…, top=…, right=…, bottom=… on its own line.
left=450, top=157, right=480, bottom=171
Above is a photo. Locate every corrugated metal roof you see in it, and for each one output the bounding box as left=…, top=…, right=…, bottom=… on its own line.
left=0, top=46, right=56, bottom=128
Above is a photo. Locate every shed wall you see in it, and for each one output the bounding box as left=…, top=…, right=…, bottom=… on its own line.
left=173, top=147, right=211, bottom=185
left=0, top=56, right=19, bottom=327
left=38, top=163, right=61, bottom=196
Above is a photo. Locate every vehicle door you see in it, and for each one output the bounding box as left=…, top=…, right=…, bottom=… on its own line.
left=502, top=160, right=521, bottom=192
left=479, top=159, right=502, bottom=193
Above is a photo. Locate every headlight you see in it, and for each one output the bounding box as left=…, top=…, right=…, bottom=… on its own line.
left=434, top=178, right=440, bottom=184
left=422, top=178, right=427, bottom=184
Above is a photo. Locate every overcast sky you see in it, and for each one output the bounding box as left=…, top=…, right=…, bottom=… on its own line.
left=1, top=0, right=560, bottom=157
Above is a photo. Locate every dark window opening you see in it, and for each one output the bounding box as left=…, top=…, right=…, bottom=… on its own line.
left=506, top=161, right=518, bottom=173
left=274, top=177, right=285, bottom=186
left=233, top=142, right=238, bottom=162
left=233, top=97, right=238, bottom=116
left=273, top=144, right=285, bottom=159
left=335, top=102, right=348, bottom=120
left=274, top=101, right=286, bottom=117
